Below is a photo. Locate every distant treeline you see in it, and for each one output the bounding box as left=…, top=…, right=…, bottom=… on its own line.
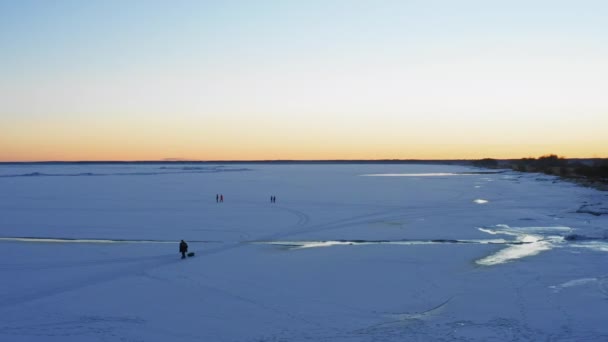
left=473, top=155, right=608, bottom=183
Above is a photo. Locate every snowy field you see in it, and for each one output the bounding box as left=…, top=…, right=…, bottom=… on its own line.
left=1, top=163, right=607, bottom=341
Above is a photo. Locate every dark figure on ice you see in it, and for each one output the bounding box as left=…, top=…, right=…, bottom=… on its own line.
left=179, top=239, right=188, bottom=259
left=220, top=194, right=224, bottom=202
left=216, top=194, right=219, bottom=203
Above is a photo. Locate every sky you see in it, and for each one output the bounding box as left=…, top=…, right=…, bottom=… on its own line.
left=1, top=0, right=607, bottom=161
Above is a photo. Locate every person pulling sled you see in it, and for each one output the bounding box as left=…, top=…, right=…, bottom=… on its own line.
left=179, top=239, right=189, bottom=259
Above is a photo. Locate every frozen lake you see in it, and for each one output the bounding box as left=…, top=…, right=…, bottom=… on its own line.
left=1, top=163, right=607, bottom=341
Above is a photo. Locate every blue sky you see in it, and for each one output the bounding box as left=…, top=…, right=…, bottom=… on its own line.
left=1, top=0, right=607, bottom=160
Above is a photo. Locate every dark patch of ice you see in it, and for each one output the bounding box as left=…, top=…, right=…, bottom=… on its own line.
left=576, top=204, right=608, bottom=216
left=430, top=239, right=462, bottom=243
left=564, top=234, right=607, bottom=241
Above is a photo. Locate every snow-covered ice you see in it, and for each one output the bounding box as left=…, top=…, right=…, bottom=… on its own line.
left=1, top=163, right=608, bottom=341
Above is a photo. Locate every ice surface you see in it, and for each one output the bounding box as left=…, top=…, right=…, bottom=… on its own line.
left=1, top=163, right=607, bottom=341
left=361, top=172, right=464, bottom=177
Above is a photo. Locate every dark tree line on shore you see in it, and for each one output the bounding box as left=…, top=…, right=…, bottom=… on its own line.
left=473, top=155, right=608, bottom=182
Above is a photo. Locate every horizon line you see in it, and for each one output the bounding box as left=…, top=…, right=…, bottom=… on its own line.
left=0, top=157, right=605, bottom=164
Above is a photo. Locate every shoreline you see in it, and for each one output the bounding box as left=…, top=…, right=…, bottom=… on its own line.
left=559, top=175, right=608, bottom=192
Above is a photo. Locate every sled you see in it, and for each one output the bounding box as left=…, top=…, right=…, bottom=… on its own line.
left=187, top=252, right=195, bottom=257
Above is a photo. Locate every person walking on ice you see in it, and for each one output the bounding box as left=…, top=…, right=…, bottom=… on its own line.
left=220, top=194, right=224, bottom=203
left=179, top=239, right=188, bottom=259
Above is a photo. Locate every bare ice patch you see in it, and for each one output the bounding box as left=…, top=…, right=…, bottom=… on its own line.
left=257, top=224, right=608, bottom=267
left=569, top=241, right=608, bottom=252
left=0, top=237, right=209, bottom=244
left=260, top=240, right=356, bottom=249
left=549, top=278, right=599, bottom=293
left=362, top=171, right=505, bottom=177
left=475, top=225, right=571, bottom=266
left=475, top=239, right=554, bottom=266
left=256, top=238, right=514, bottom=250
left=362, top=173, right=463, bottom=177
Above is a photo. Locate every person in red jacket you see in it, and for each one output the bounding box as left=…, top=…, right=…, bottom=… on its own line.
left=179, top=240, right=188, bottom=259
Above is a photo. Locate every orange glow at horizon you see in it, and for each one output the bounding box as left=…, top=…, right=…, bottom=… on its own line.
left=2, top=107, right=607, bottom=162
left=2, top=112, right=607, bottom=162
left=2, top=134, right=606, bottom=162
